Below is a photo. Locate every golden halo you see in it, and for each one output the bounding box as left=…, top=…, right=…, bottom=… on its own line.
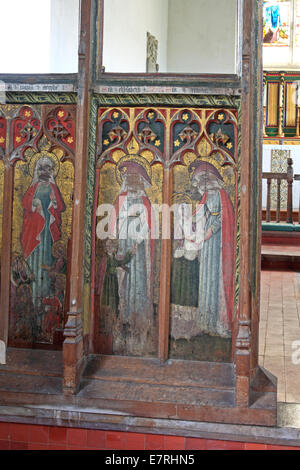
left=172, top=192, right=193, bottom=204
left=28, top=150, right=60, bottom=178
left=115, top=154, right=152, bottom=185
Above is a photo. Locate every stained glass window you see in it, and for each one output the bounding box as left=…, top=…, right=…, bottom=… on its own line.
left=263, top=0, right=291, bottom=47
left=263, top=0, right=300, bottom=67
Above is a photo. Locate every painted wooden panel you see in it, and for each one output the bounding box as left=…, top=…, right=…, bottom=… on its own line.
left=169, top=109, right=237, bottom=362
left=0, top=104, right=76, bottom=348
left=94, top=106, right=238, bottom=361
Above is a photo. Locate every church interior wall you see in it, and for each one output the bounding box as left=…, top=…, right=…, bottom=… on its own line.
left=102, top=0, right=169, bottom=73
left=166, top=0, right=237, bottom=74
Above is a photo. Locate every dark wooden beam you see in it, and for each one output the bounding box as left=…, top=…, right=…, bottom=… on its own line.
left=62, top=0, right=92, bottom=395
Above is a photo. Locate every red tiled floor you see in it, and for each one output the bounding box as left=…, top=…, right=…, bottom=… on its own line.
left=125, top=432, right=145, bottom=450
left=0, top=422, right=10, bottom=440
left=1, top=420, right=300, bottom=451
left=11, top=441, right=28, bottom=450
left=87, top=429, right=106, bottom=449
left=105, top=431, right=126, bottom=450
left=144, top=434, right=165, bottom=450
left=10, top=423, right=30, bottom=443
left=49, top=426, right=68, bottom=444
left=245, top=443, right=267, bottom=450
left=185, top=437, right=206, bottom=450
left=164, top=435, right=185, bottom=450
left=28, top=443, right=48, bottom=450
left=29, top=425, right=50, bottom=444
left=67, top=428, right=87, bottom=447
left=0, top=440, right=10, bottom=450
left=205, top=439, right=230, bottom=450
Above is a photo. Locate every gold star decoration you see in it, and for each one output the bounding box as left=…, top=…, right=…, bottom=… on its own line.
left=226, top=142, right=233, bottom=149
left=24, top=110, right=32, bottom=118
left=218, top=114, right=224, bottom=121
left=113, top=112, right=119, bottom=119
left=15, top=136, right=21, bottom=143
left=103, top=139, right=110, bottom=145
left=174, top=139, right=180, bottom=147
left=182, top=113, right=189, bottom=121
left=154, top=139, right=160, bottom=147
left=67, top=137, right=74, bottom=144
left=0, top=137, right=5, bottom=144
left=58, top=111, right=65, bottom=118
left=148, top=112, right=155, bottom=119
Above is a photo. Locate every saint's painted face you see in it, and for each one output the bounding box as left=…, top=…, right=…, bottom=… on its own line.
left=36, top=158, right=55, bottom=183
left=190, top=171, right=222, bottom=199
left=105, top=238, right=118, bottom=255
left=119, top=160, right=151, bottom=194
left=120, top=169, right=149, bottom=195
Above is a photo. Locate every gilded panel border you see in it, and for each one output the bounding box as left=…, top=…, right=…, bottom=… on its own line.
left=84, top=94, right=242, bottom=323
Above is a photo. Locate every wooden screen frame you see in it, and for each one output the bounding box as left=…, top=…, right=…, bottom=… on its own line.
left=93, top=0, right=243, bottom=84
left=0, top=0, right=277, bottom=426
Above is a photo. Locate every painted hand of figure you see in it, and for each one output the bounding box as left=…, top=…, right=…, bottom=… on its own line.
left=204, top=227, right=213, bottom=241
left=33, top=198, right=42, bottom=212
left=131, top=243, right=138, bottom=255
left=50, top=192, right=57, bottom=208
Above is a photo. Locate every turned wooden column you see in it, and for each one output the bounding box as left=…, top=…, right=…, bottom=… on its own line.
left=277, top=73, right=285, bottom=138
left=263, top=74, right=267, bottom=138
left=235, top=0, right=259, bottom=407
left=63, top=0, right=92, bottom=395
left=286, top=158, right=294, bottom=224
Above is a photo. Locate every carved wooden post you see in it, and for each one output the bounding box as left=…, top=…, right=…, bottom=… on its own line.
left=235, top=0, right=253, bottom=408
left=278, top=73, right=285, bottom=138
left=276, top=178, right=281, bottom=223
left=266, top=177, right=271, bottom=222
left=63, top=0, right=92, bottom=395
left=286, top=157, right=294, bottom=224
left=158, top=167, right=172, bottom=362
left=235, top=0, right=269, bottom=408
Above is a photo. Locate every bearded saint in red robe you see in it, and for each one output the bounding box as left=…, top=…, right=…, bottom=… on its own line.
left=20, top=155, right=65, bottom=304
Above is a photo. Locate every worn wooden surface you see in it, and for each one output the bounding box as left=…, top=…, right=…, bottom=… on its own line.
left=62, top=0, right=92, bottom=395
left=0, top=348, right=276, bottom=426
left=0, top=0, right=277, bottom=428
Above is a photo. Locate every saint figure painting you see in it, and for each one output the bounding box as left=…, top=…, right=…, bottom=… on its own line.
left=97, top=155, right=156, bottom=357
left=9, top=152, right=67, bottom=346
left=171, top=160, right=235, bottom=361
left=21, top=154, right=66, bottom=305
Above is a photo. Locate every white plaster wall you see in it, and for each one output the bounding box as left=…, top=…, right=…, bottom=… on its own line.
left=50, top=0, right=79, bottom=73
left=103, top=0, right=169, bottom=73
left=167, top=0, right=237, bottom=74
left=262, top=145, right=300, bottom=210
left=262, top=146, right=272, bottom=209
left=263, top=45, right=291, bottom=68
left=0, top=0, right=51, bottom=73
